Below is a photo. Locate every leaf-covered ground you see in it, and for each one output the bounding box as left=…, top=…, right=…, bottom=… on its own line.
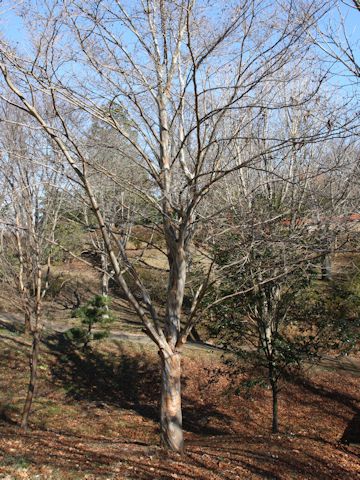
left=0, top=324, right=359, bottom=480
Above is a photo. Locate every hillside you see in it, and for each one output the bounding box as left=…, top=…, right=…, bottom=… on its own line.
left=0, top=317, right=359, bottom=480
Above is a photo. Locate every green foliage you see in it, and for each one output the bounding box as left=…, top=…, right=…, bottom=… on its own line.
left=52, top=219, right=84, bottom=263
left=292, top=272, right=360, bottom=356
left=123, top=267, right=167, bottom=307
left=46, top=273, right=69, bottom=299
left=236, top=377, right=268, bottom=399
left=66, top=295, right=114, bottom=350
left=204, top=196, right=360, bottom=421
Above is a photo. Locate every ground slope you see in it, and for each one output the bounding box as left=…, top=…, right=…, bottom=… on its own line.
left=0, top=321, right=359, bottom=480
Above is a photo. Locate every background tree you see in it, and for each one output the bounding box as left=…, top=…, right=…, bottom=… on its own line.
left=315, top=1, right=360, bottom=82
left=67, top=294, right=115, bottom=350
left=0, top=104, right=65, bottom=429
left=83, top=114, right=152, bottom=300
left=201, top=95, right=359, bottom=432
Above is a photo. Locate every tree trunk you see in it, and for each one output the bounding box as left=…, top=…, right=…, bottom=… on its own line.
left=321, top=253, right=332, bottom=281
left=271, top=381, right=279, bottom=434
left=101, top=252, right=109, bottom=299
left=24, top=310, right=31, bottom=334
left=190, top=326, right=201, bottom=342
left=159, top=350, right=184, bottom=452
left=21, top=330, right=40, bottom=430
left=15, top=222, right=32, bottom=335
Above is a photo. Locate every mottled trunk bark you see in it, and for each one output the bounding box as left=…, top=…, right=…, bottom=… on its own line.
left=100, top=252, right=110, bottom=322
left=101, top=252, right=109, bottom=299
left=161, top=242, right=186, bottom=452
left=160, top=351, right=184, bottom=452
left=21, top=330, right=40, bottom=430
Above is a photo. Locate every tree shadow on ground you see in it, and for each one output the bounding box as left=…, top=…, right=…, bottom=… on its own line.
left=287, top=373, right=359, bottom=415
left=0, top=408, right=18, bottom=426
left=188, top=433, right=356, bottom=480
left=0, top=318, right=24, bottom=335
left=0, top=424, right=357, bottom=480
left=340, top=412, right=360, bottom=445
left=286, top=372, right=360, bottom=447
left=44, top=332, right=232, bottom=436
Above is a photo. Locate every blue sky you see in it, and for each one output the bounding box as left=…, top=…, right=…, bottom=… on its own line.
left=1, top=2, right=27, bottom=46
left=340, top=0, right=360, bottom=31
left=1, top=1, right=359, bottom=78
left=2, top=1, right=359, bottom=44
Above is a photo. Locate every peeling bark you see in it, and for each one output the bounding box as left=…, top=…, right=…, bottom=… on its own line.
left=160, top=350, right=184, bottom=452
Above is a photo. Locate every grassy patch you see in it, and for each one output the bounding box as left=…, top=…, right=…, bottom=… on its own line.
left=1, top=454, right=31, bottom=468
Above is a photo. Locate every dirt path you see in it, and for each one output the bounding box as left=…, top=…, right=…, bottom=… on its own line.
left=1, top=311, right=360, bottom=373
left=0, top=311, right=222, bottom=355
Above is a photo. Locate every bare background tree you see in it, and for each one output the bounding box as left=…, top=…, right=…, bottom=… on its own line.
left=0, top=104, right=66, bottom=429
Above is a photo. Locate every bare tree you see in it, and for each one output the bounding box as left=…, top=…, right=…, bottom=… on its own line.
left=83, top=115, right=151, bottom=300
left=315, top=1, right=360, bottom=80
left=0, top=0, right=347, bottom=450
left=0, top=105, right=65, bottom=429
